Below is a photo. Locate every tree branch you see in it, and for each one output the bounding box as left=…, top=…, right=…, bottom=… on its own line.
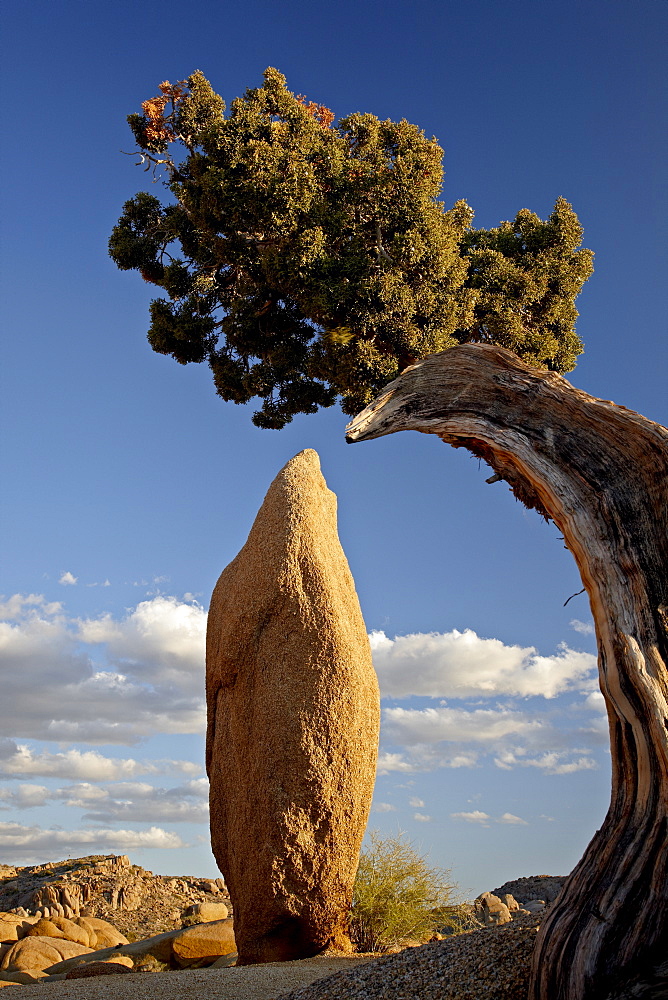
left=346, top=343, right=668, bottom=1000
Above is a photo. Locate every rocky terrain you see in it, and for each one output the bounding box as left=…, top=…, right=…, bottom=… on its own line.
left=2, top=859, right=662, bottom=997
left=0, top=854, right=230, bottom=940
left=490, top=874, right=566, bottom=906
left=278, top=912, right=544, bottom=1000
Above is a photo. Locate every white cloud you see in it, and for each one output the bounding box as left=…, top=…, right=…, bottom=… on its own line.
left=383, top=705, right=543, bottom=746
left=497, top=812, right=528, bottom=825
left=377, top=696, right=606, bottom=775
left=377, top=748, right=480, bottom=774
left=77, top=596, right=205, bottom=687
left=451, top=809, right=527, bottom=826
left=0, top=776, right=209, bottom=826
left=376, top=752, right=416, bottom=775
left=0, top=595, right=62, bottom=618
left=493, top=749, right=597, bottom=774
left=582, top=691, right=605, bottom=712
left=0, top=784, right=50, bottom=809
left=413, top=812, right=431, bottom=822
left=79, top=779, right=209, bottom=824
left=116, top=778, right=208, bottom=799
left=0, top=594, right=206, bottom=743
left=409, top=797, right=425, bottom=808
left=58, top=572, right=78, bottom=586
left=451, top=810, right=490, bottom=826
left=56, top=783, right=109, bottom=804
left=570, top=619, right=595, bottom=636
left=370, top=630, right=596, bottom=699
left=0, top=742, right=200, bottom=781
left=373, top=802, right=397, bottom=813
left=575, top=691, right=608, bottom=743
left=0, top=822, right=186, bottom=864
left=446, top=753, right=480, bottom=768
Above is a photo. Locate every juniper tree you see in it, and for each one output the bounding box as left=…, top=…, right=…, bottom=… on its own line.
left=110, top=68, right=593, bottom=428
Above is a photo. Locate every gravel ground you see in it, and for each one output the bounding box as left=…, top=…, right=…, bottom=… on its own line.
left=276, top=914, right=542, bottom=1000
left=0, top=955, right=375, bottom=1000
left=0, top=918, right=542, bottom=1000
left=3, top=913, right=662, bottom=999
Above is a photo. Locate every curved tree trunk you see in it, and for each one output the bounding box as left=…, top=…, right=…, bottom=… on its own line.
left=345, top=344, right=668, bottom=1000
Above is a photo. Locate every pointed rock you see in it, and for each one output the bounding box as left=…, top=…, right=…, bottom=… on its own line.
left=206, top=449, right=380, bottom=965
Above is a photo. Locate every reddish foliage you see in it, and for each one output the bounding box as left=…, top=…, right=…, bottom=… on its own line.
left=141, top=80, right=186, bottom=147
left=296, top=95, right=335, bottom=128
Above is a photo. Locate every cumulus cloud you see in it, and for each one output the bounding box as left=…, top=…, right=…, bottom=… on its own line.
left=409, top=797, right=425, bottom=808
left=497, top=812, right=528, bottom=825
left=413, top=812, right=431, bottom=823
left=451, top=810, right=490, bottom=826
left=494, top=749, right=597, bottom=774
left=58, top=572, right=78, bottom=586
left=377, top=748, right=480, bottom=774
left=376, top=712, right=597, bottom=773
left=383, top=705, right=543, bottom=746
left=0, top=784, right=50, bottom=809
left=55, top=783, right=109, bottom=804
left=0, top=595, right=62, bottom=618
left=451, top=810, right=528, bottom=826
left=0, top=742, right=200, bottom=781
left=570, top=619, right=595, bottom=635
left=582, top=691, right=605, bottom=712
left=78, top=596, right=205, bottom=687
left=370, top=630, right=596, bottom=699
left=373, top=802, right=397, bottom=813
left=0, top=775, right=209, bottom=827
left=79, top=779, right=209, bottom=825
left=0, top=822, right=186, bottom=864
left=376, top=752, right=416, bottom=775
left=0, top=594, right=206, bottom=743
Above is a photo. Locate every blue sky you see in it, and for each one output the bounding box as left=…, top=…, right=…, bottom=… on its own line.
left=0, top=0, right=666, bottom=898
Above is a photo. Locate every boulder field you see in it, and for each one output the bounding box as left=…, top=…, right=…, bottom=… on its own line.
left=0, top=910, right=238, bottom=983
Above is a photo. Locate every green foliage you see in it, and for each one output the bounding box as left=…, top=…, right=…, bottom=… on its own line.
left=110, top=69, right=594, bottom=428
left=349, top=831, right=460, bottom=952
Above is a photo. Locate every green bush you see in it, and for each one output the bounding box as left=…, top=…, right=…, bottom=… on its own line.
left=349, top=831, right=462, bottom=952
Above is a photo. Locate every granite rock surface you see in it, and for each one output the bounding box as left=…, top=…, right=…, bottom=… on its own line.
left=206, top=449, right=380, bottom=964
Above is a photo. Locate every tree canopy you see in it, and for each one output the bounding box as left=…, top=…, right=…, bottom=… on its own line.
left=109, top=68, right=594, bottom=428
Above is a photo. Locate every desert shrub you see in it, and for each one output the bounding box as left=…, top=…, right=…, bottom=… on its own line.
left=349, top=831, right=461, bottom=952
left=433, top=901, right=481, bottom=935
left=133, top=954, right=170, bottom=973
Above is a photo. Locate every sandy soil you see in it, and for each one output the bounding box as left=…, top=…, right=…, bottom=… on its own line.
left=0, top=955, right=375, bottom=1000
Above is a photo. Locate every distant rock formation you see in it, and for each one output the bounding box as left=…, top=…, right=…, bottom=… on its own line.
left=472, top=877, right=568, bottom=929
left=206, top=449, right=380, bottom=964
left=491, top=875, right=567, bottom=907
left=474, top=892, right=513, bottom=926
left=0, top=855, right=229, bottom=941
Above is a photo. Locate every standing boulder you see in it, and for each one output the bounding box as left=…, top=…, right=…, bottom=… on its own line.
left=206, top=449, right=380, bottom=965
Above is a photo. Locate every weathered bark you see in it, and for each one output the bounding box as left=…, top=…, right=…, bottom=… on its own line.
left=345, top=344, right=668, bottom=1000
